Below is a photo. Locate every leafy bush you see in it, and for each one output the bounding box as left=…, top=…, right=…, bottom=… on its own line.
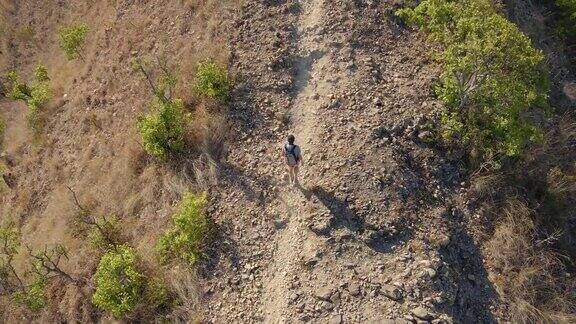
left=158, top=192, right=209, bottom=265
left=89, top=215, right=124, bottom=251
left=5, top=65, right=52, bottom=129
left=92, top=245, right=146, bottom=318
left=0, top=225, right=20, bottom=260
left=137, top=98, right=188, bottom=158
left=397, top=0, right=549, bottom=160
left=0, top=115, right=5, bottom=148
left=0, top=226, right=46, bottom=311
left=134, top=59, right=190, bottom=159
left=12, top=277, right=46, bottom=312
left=195, top=61, right=230, bottom=102
left=555, top=0, right=576, bottom=36
left=58, top=24, right=89, bottom=60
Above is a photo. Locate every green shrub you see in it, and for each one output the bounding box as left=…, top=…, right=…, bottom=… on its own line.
left=158, top=192, right=209, bottom=265
left=92, top=245, right=146, bottom=318
left=555, top=0, right=576, bottom=36
left=58, top=24, right=89, bottom=60
left=12, top=277, right=46, bottom=312
left=137, top=98, right=188, bottom=158
left=195, top=61, right=230, bottom=102
left=134, top=59, right=189, bottom=159
left=89, top=215, right=124, bottom=251
left=0, top=115, right=5, bottom=148
left=5, top=65, right=52, bottom=129
left=0, top=225, right=20, bottom=258
left=0, top=226, right=46, bottom=312
left=34, top=65, right=49, bottom=83
left=397, top=0, right=549, bottom=160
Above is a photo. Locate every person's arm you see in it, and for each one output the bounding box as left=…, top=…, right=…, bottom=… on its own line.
left=298, top=147, right=304, bottom=166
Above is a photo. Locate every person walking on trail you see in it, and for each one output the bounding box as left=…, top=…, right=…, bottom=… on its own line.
left=283, top=134, right=303, bottom=186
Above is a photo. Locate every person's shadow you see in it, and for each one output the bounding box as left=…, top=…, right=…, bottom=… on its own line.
left=294, top=184, right=412, bottom=254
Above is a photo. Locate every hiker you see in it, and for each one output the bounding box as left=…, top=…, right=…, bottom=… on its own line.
left=283, top=134, right=303, bottom=186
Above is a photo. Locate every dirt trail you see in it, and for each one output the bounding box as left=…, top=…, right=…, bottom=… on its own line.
left=210, top=0, right=501, bottom=322
left=262, top=0, right=337, bottom=321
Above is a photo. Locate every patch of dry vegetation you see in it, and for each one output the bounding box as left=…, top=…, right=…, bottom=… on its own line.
left=476, top=113, right=576, bottom=323
left=0, top=0, right=239, bottom=321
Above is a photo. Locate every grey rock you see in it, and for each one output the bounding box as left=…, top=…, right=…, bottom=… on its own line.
left=418, top=130, right=432, bottom=140
left=395, top=320, right=413, bottom=324
left=321, top=300, right=334, bottom=310
left=412, top=306, right=435, bottom=321
left=432, top=319, right=450, bottom=324
left=304, top=257, right=319, bottom=267
left=379, top=320, right=396, bottom=324
left=315, top=287, right=332, bottom=301
left=423, top=267, right=437, bottom=278
left=329, top=314, right=343, bottom=324
left=381, top=284, right=403, bottom=301
left=348, top=283, right=361, bottom=296
left=309, top=216, right=332, bottom=235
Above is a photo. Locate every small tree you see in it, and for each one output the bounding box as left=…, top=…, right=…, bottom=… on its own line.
left=397, top=0, right=549, bottom=160
left=92, top=245, right=146, bottom=318
left=555, top=0, right=576, bottom=36
left=0, top=226, right=46, bottom=311
left=0, top=115, right=5, bottom=148
left=5, top=65, right=52, bottom=130
left=0, top=225, right=23, bottom=290
left=12, top=277, right=46, bottom=312
left=157, top=192, right=209, bottom=265
left=89, top=215, right=124, bottom=251
left=58, top=24, right=89, bottom=60
left=194, top=61, right=230, bottom=102
left=65, top=186, right=126, bottom=250
left=27, top=244, right=79, bottom=284
left=0, top=226, right=80, bottom=311
left=134, top=59, right=189, bottom=158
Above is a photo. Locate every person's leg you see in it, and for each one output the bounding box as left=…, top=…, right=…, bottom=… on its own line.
left=287, top=166, right=294, bottom=184
left=293, top=165, right=299, bottom=186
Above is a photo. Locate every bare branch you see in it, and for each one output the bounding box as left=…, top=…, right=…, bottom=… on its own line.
left=66, top=185, right=86, bottom=212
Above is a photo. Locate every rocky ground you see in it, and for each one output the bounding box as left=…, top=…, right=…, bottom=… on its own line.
left=203, top=0, right=503, bottom=323
left=7, top=0, right=563, bottom=322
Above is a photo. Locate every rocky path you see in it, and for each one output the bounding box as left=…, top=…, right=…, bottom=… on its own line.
left=262, top=0, right=335, bottom=321
left=206, top=1, right=501, bottom=323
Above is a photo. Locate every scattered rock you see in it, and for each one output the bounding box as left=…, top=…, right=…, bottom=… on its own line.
left=315, top=287, right=332, bottom=301
left=380, top=319, right=397, bottom=324
left=412, top=306, right=435, bottom=321
left=381, top=284, right=403, bottom=301
left=321, top=300, right=334, bottom=310
left=329, top=314, right=343, bottom=324
left=348, top=283, right=361, bottom=296
left=309, top=215, right=332, bottom=235
left=418, top=130, right=432, bottom=141
left=423, top=267, right=437, bottom=278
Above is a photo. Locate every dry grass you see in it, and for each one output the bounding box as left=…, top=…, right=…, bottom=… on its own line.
left=164, top=268, right=202, bottom=323
left=189, top=106, right=229, bottom=160
left=486, top=200, right=576, bottom=323
left=480, top=113, right=576, bottom=323
left=14, top=25, right=34, bottom=42
left=0, top=0, right=239, bottom=321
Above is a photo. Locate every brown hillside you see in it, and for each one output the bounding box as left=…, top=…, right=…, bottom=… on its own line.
left=0, top=0, right=574, bottom=323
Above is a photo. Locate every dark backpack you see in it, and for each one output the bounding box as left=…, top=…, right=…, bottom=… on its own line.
left=285, top=144, right=299, bottom=166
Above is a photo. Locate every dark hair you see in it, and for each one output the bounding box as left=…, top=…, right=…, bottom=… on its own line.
left=287, top=135, right=295, bottom=144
